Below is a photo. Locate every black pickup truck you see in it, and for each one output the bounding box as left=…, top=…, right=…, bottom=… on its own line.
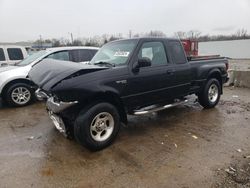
left=29, top=38, right=228, bottom=151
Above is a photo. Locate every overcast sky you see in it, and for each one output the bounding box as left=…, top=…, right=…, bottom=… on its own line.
left=0, top=0, right=250, bottom=42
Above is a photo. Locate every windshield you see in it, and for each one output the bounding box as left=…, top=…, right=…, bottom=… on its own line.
left=17, top=50, right=47, bottom=66
left=90, top=40, right=137, bottom=66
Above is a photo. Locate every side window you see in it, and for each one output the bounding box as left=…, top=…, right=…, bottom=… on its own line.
left=169, top=42, right=187, bottom=64
left=46, top=51, right=69, bottom=61
left=138, top=42, right=168, bottom=66
left=70, top=49, right=97, bottom=62
left=89, top=49, right=98, bottom=57
left=0, top=48, right=5, bottom=61
left=7, top=48, right=24, bottom=60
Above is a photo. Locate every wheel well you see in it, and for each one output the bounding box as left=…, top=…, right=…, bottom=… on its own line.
left=208, top=72, right=223, bottom=94
left=86, top=92, right=127, bottom=124
left=1, top=79, right=35, bottom=97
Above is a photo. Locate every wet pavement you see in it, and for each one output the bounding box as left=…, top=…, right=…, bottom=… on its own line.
left=0, top=87, right=250, bottom=188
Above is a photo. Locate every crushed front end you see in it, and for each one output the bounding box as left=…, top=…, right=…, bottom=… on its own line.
left=35, top=89, right=79, bottom=137
left=28, top=59, right=108, bottom=138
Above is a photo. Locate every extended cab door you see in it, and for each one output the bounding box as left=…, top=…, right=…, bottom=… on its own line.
left=166, top=40, right=192, bottom=97
left=125, top=40, right=176, bottom=108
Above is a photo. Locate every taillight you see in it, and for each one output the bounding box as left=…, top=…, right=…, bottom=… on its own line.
left=225, top=62, right=229, bottom=71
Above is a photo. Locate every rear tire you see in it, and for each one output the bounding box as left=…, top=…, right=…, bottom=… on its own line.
left=4, top=83, right=34, bottom=107
left=198, top=78, right=221, bottom=109
left=74, top=102, right=120, bottom=151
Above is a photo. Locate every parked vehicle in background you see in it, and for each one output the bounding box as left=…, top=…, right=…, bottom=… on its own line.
left=181, top=39, right=220, bottom=60
left=0, top=46, right=99, bottom=107
left=29, top=38, right=229, bottom=151
left=0, top=46, right=28, bottom=66
left=181, top=39, right=198, bottom=57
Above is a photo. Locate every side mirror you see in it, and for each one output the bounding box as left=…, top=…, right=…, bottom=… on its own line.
left=132, top=57, right=151, bottom=73
left=137, top=57, right=151, bottom=68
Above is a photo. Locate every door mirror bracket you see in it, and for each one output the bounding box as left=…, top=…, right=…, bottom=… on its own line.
left=132, top=57, right=152, bottom=72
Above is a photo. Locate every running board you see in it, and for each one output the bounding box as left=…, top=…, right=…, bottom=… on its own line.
left=133, top=99, right=188, bottom=115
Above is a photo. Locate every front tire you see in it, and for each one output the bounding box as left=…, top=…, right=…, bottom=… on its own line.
left=74, top=102, right=120, bottom=151
left=4, top=83, right=33, bottom=107
left=198, top=78, right=221, bottom=109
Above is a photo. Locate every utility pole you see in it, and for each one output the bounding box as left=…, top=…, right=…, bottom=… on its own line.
left=39, top=35, right=42, bottom=49
left=68, top=32, right=74, bottom=45
left=70, top=33, right=74, bottom=44
left=129, top=30, right=132, bottom=38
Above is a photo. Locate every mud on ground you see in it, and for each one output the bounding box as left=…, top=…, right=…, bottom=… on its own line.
left=0, top=87, right=250, bottom=188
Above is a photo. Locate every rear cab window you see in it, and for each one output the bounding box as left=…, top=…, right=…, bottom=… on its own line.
left=168, top=41, right=187, bottom=64
left=0, top=48, right=5, bottom=61
left=7, top=48, right=24, bottom=60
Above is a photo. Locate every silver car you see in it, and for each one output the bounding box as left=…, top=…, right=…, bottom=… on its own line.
left=0, top=46, right=99, bottom=107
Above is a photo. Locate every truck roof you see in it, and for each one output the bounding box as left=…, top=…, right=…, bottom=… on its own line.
left=109, top=37, right=180, bottom=43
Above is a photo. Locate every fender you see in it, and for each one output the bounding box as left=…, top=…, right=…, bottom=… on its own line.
left=207, top=68, right=222, bottom=79
left=0, top=76, right=29, bottom=94
left=0, top=65, right=31, bottom=94
left=87, top=88, right=127, bottom=124
left=204, top=68, right=223, bottom=94
left=0, top=78, right=35, bottom=97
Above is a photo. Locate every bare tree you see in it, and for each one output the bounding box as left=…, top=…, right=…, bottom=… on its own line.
left=133, top=33, right=140, bottom=38
left=235, top=28, right=248, bottom=38
left=51, top=39, right=61, bottom=47
left=71, top=39, right=83, bottom=46
left=101, top=34, right=110, bottom=44
left=59, top=38, right=70, bottom=46
left=44, top=39, right=52, bottom=43
left=175, top=31, right=187, bottom=39
left=187, top=30, right=201, bottom=39
left=146, top=30, right=166, bottom=38
left=31, top=28, right=250, bottom=49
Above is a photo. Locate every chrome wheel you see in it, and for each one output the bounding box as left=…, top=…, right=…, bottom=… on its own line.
left=208, top=84, right=218, bottom=103
left=11, top=87, right=31, bottom=105
left=90, top=112, right=114, bottom=142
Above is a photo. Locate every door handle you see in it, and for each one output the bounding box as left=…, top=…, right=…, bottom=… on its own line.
left=166, top=69, right=175, bottom=75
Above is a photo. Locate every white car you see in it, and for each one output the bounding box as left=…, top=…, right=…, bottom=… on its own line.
left=0, top=45, right=28, bottom=66
left=0, top=46, right=99, bottom=107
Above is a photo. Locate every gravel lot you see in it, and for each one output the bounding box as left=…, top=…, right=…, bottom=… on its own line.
left=0, top=87, right=250, bottom=188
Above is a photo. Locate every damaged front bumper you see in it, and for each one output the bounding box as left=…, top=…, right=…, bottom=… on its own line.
left=48, top=110, right=67, bottom=136
left=46, top=97, right=78, bottom=135
left=36, top=88, right=78, bottom=114
left=35, top=88, right=79, bottom=135
left=35, top=89, right=50, bottom=101
left=46, top=97, right=78, bottom=114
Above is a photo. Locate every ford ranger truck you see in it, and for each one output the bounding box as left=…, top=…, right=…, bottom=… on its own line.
left=28, top=38, right=229, bottom=151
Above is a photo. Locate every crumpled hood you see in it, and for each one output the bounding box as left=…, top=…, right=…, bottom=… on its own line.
left=28, top=59, right=108, bottom=91
left=0, top=65, right=18, bottom=73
